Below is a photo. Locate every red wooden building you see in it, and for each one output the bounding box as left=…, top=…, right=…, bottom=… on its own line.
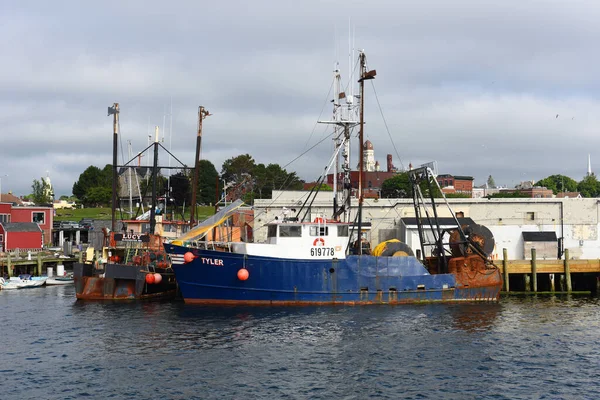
left=0, top=202, right=53, bottom=248
left=0, top=222, right=43, bottom=252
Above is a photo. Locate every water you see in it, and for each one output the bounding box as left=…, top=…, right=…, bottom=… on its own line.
left=1, top=286, right=600, bottom=400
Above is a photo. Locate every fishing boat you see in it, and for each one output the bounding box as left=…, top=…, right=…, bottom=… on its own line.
left=73, top=104, right=202, bottom=300
left=164, top=51, right=503, bottom=305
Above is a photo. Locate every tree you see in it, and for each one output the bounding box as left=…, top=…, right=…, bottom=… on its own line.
left=306, top=183, right=333, bottom=191
left=221, top=155, right=303, bottom=204
left=578, top=174, right=600, bottom=198
left=381, top=173, right=412, bottom=198
left=31, top=178, right=53, bottom=205
left=72, top=164, right=115, bottom=207
left=487, top=175, right=496, bottom=188
left=85, top=186, right=112, bottom=207
left=169, top=171, right=191, bottom=207
left=536, top=174, right=578, bottom=194
left=490, top=191, right=527, bottom=198
left=196, top=160, right=219, bottom=205
left=221, top=154, right=255, bottom=184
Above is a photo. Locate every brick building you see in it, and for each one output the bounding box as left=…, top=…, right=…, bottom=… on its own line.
left=436, top=174, right=474, bottom=195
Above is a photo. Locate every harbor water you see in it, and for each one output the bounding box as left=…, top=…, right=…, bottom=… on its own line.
left=1, top=286, right=600, bottom=399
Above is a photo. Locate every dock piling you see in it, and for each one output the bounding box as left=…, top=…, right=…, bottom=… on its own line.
left=564, top=249, right=572, bottom=293
left=503, top=248, right=509, bottom=292
left=531, top=248, right=537, bottom=292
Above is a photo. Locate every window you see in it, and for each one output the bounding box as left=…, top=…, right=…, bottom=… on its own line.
left=0, top=214, right=10, bottom=223
left=337, top=225, right=349, bottom=237
left=526, top=212, right=535, bottom=221
left=310, top=226, right=328, bottom=236
left=32, top=212, right=45, bottom=224
left=279, top=225, right=302, bottom=237
left=267, top=225, right=277, bottom=238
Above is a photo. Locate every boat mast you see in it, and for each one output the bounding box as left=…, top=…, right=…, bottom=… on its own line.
left=318, top=65, right=358, bottom=222
left=108, top=103, right=120, bottom=232
left=149, top=126, right=160, bottom=234
left=356, top=51, right=376, bottom=254
left=190, top=106, right=210, bottom=226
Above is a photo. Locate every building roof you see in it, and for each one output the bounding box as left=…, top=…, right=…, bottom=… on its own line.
left=363, top=140, right=373, bottom=150
left=522, top=231, right=557, bottom=242
left=0, top=193, right=23, bottom=206
left=0, top=222, right=42, bottom=232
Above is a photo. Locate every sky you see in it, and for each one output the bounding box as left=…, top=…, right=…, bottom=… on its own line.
left=2, top=0, right=600, bottom=197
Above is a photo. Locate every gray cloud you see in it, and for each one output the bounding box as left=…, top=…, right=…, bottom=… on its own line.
left=2, top=0, right=600, bottom=197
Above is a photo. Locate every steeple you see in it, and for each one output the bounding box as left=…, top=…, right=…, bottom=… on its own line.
left=588, top=154, right=592, bottom=177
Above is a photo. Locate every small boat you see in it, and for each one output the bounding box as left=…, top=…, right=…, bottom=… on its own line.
left=164, top=51, right=503, bottom=305
left=46, top=275, right=74, bottom=285
left=0, top=275, right=47, bottom=289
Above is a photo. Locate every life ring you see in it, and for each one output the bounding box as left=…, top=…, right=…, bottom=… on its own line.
left=314, top=217, right=325, bottom=224
left=313, top=238, right=325, bottom=246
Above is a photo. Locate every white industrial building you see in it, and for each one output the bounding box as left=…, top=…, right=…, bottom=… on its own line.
left=253, top=191, right=600, bottom=260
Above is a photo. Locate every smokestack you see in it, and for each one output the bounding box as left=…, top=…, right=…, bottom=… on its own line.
left=387, top=154, right=395, bottom=172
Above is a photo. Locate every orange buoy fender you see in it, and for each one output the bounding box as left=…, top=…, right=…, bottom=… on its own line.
left=184, top=252, right=196, bottom=263
left=145, top=273, right=155, bottom=284
left=153, top=273, right=163, bottom=284
left=237, top=269, right=249, bottom=281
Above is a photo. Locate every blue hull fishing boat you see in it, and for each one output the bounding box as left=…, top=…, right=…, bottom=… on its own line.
left=164, top=51, right=503, bottom=305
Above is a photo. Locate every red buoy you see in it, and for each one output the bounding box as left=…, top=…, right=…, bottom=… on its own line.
left=184, top=252, right=196, bottom=263
left=145, top=273, right=155, bottom=284
left=237, top=269, right=249, bottom=281
left=154, top=273, right=163, bottom=284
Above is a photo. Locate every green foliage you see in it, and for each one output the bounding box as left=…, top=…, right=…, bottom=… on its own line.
left=221, top=155, right=303, bottom=203
left=381, top=173, right=442, bottom=198
left=577, top=174, right=600, bottom=198
left=196, top=159, right=218, bottom=205
left=307, top=183, right=333, bottom=191
left=31, top=178, right=53, bottom=205
left=72, top=164, right=114, bottom=207
left=381, top=173, right=412, bottom=198
left=536, top=174, right=578, bottom=194
left=445, top=193, right=471, bottom=198
left=169, top=171, right=191, bottom=207
left=487, top=175, right=496, bottom=188
left=490, top=191, right=528, bottom=198
left=85, top=187, right=112, bottom=207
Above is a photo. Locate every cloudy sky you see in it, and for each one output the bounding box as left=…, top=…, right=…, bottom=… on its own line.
left=2, top=0, right=600, bottom=197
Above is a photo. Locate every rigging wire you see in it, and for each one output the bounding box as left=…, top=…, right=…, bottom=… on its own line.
left=370, top=80, right=405, bottom=172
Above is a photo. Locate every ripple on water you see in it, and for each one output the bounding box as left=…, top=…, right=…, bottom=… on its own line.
left=2, top=288, right=600, bottom=399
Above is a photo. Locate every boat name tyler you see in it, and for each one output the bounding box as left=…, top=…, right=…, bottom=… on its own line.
left=201, top=257, right=224, bottom=266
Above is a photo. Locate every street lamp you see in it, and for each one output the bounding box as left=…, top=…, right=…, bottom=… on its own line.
left=0, top=174, right=7, bottom=202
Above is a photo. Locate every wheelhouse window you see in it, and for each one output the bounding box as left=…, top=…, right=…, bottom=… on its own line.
left=337, top=225, right=349, bottom=237
left=310, top=226, right=328, bottom=236
left=267, top=225, right=277, bottom=238
left=32, top=212, right=45, bottom=224
left=279, top=225, right=302, bottom=237
left=0, top=214, right=10, bottom=224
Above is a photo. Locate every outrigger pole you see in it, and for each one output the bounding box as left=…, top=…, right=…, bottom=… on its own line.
left=108, top=103, right=120, bottom=232
left=190, top=106, right=210, bottom=226
left=356, top=51, right=376, bottom=254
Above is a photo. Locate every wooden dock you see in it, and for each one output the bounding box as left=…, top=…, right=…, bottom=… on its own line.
left=0, top=252, right=81, bottom=277
left=499, top=248, right=600, bottom=293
